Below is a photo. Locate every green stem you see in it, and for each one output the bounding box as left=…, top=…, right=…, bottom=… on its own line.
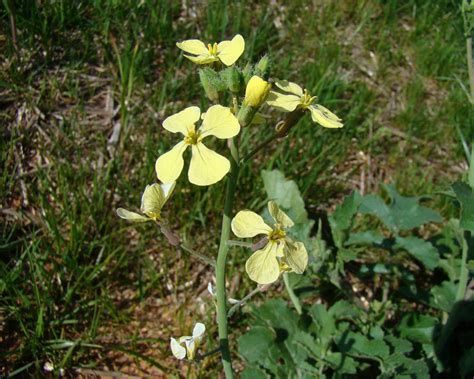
left=181, top=244, right=216, bottom=267
left=227, top=286, right=262, bottom=318
left=456, top=233, right=469, bottom=301
left=467, top=36, right=474, bottom=104
left=283, top=273, right=302, bottom=315
left=215, top=139, right=239, bottom=378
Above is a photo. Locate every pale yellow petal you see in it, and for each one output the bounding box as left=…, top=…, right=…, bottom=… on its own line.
left=217, top=34, right=245, bottom=66
left=170, top=338, right=186, bottom=360
left=268, top=201, right=294, bottom=228
left=275, top=80, right=304, bottom=96
left=184, top=338, right=196, bottom=360
left=266, top=91, right=301, bottom=112
left=309, top=105, right=343, bottom=128
left=176, top=39, right=209, bottom=55
left=200, top=105, right=240, bottom=139
left=192, top=323, right=206, bottom=340
left=155, top=141, right=188, bottom=183
left=231, top=210, right=272, bottom=238
left=183, top=53, right=219, bottom=65
left=188, top=142, right=230, bottom=186
left=162, top=106, right=200, bottom=135
left=283, top=240, right=308, bottom=274
left=116, top=208, right=149, bottom=222
left=140, top=184, right=165, bottom=217
left=160, top=182, right=176, bottom=202
left=245, top=242, right=281, bottom=284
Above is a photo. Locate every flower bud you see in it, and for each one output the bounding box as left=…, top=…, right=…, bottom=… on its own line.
left=243, top=75, right=271, bottom=107
left=221, top=66, right=243, bottom=93
left=199, top=68, right=223, bottom=102
left=254, top=54, right=271, bottom=79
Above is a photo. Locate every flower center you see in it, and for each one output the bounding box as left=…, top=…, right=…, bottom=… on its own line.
left=145, top=210, right=160, bottom=220
left=184, top=130, right=201, bottom=145
left=207, top=42, right=218, bottom=56
left=300, top=89, right=317, bottom=108
left=268, top=226, right=286, bottom=242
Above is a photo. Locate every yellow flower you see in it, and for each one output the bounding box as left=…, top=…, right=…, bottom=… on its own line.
left=231, top=201, right=308, bottom=284
left=176, top=34, right=245, bottom=66
left=155, top=105, right=240, bottom=186
left=244, top=75, right=272, bottom=107
left=170, top=322, right=206, bottom=360
left=116, top=182, right=175, bottom=222
left=267, top=80, right=343, bottom=128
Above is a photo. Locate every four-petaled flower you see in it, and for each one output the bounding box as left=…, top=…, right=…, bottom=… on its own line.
left=116, top=182, right=175, bottom=222
left=231, top=201, right=308, bottom=284
left=267, top=80, right=343, bottom=128
left=177, top=34, right=245, bottom=66
left=170, top=322, right=206, bottom=360
left=155, top=105, right=240, bottom=186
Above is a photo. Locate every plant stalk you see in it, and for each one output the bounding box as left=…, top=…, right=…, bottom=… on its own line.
left=283, top=273, right=302, bottom=315
left=215, top=139, right=239, bottom=378
left=456, top=233, right=469, bottom=301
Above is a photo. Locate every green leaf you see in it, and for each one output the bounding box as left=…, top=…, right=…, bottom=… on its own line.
left=360, top=184, right=442, bottom=232
left=338, top=332, right=390, bottom=358
left=309, top=304, right=335, bottom=347
left=261, top=170, right=308, bottom=224
left=238, top=326, right=275, bottom=364
left=329, top=191, right=362, bottom=247
left=346, top=231, right=385, bottom=246
left=384, top=335, right=413, bottom=355
left=385, top=354, right=430, bottom=378
left=430, top=281, right=456, bottom=312
left=241, top=367, right=269, bottom=379
left=398, top=314, right=438, bottom=344
left=251, top=299, right=299, bottom=335
left=324, top=352, right=357, bottom=374
left=394, top=236, right=439, bottom=270
left=452, top=182, right=474, bottom=232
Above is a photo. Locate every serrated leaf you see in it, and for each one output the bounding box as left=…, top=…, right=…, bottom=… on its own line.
left=398, top=314, right=438, bottom=344
left=325, top=352, right=357, bottom=374
left=384, top=335, right=413, bottom=355
left=452, top=182, right=474, bottom=232
left=251, top=299, right=299, bottom=335
left=309, top=304, right=335, bottom=347
left=338, top=332, right=390, bottom=358
left=394, top=236, right=439, bottom=270
left=238, top=326, right=275, bottom=364
left=360, top=184, right=442, bottom=232
left=385, top=354, right=430, bottom=378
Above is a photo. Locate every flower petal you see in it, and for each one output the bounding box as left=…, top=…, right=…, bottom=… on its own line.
left=155, top=141, right=188, bottom=183
left=200, top=105, right=240, bottom=139
left=184, top=338, right=196, bottom=360
left=188, top=142, right=230, bottom=186
left=170, top=337, right=187, bottom=360
left=192, top=323, right=206, bottom=340
left=163, top=106, right=200, bottom=135
left=309, top=105, right=343, bottom=128
left=275, top=80, right=304, bottom=96
left=140, top=183, right=165, bottom=217
left=217, top=34, right=245, bottom=66
left=160, top=182, right=176, bottom=202
left=183, top=53, right=219, bottom=65
left=266, top=91, right=301, bottom=112
left=268, top=201, right=294, bottom=228
left=231, top=210, right=273, bottom=238
left=245, top=242, right=281, bottom=284
left=116, top=208, right=149, bottom=222
left=176, top=39, right=209, bottom=55
left=283, top=240, right=308, bottom=274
